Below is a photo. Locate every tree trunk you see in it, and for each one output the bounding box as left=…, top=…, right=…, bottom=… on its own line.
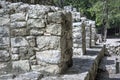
left=102, top=0, right=108, bottom=42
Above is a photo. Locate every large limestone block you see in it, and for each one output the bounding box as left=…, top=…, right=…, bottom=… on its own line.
left=0, top=27, right=9, bottom=37
left=11, top=37, right=29, bottom=47
left=26, top=36, right=36, bottom=47
left=37, top=36, right=60, bottom=50
left=36, top=50, right=61, bottom=64
left=30, top=29, right=44, bottom=36
left=12, top=60, right=30, bottom=72
left=46, top=23, right=61, bottom=35
left=27, top=19, right=45, bottom=28
left=17, top=4, right=29, bottom=13
left=11, top=48, right=19, bottom=54
left=0, top=50, right=10, bottom=62
left=0, top=17, right=10, bottom=25
left=11, top=28, right=27, bottom=36
left=14, top=71, right=43, bottom=80
left=0, top=37, right=9, bottom=46
left=10, top=13, right=26, bottom=22
left=8, top=2, right=22, bottom=11
left=31, top=65, right=59, bottom=74
left=10, top=22, right=26, bottom=28
left=47, top=11, right=64, bottom=23
left=28, top=5, right=48, bottom=19
left=11, top=54, right=19, bottom=61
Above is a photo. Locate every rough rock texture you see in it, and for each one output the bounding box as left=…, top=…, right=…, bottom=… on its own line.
left=0, top=1, right=73, bottom=76
left=106, top=39, right=120, bottom=56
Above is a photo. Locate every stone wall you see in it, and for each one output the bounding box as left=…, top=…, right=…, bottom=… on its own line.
left=106, top=40, right=120, bottom=56
left=6, top=0, right=53, bottom=5
left=64, top=6, right=97, bottom=56
left=0, top=1, right=73, bottom=75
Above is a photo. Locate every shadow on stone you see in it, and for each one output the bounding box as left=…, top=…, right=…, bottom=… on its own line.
left=65, top=57, right=94, bottom=74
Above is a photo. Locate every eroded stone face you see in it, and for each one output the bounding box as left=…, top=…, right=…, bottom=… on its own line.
left=10, top=13, right=26, bottom=22
left=0, top=1, right=73, bottom=75
left=46, top=23, right=62, bottom=35
left=0, top=17, right=10, bottom=26
left=11, top=37, right=29, bottom=47
left=47, top=12, right=64, bottom=23
left=10, top=22, right=26, bottom=28
left=36, top=50, right=61, bottom=64
left=0, top=27, right=9, bottom=37
left=0, top=50, right=10, bottom=62
left=12, top=60, right=30, bottom=72
left=37, top=36, right=60, bottom=50
left=27, top=19, right=45, bottom=28
left=0, top=37, right=9, bottom=46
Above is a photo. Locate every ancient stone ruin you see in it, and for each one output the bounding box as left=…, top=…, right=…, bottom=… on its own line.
left=0, top=1, right=105, bottom=80
left=64, top=6, right=97, bottom=56
left=0, top=1, right=73, bottom=75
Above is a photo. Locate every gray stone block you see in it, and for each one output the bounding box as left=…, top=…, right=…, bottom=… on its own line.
left=0, top=27, right=9, bottom=37
left=46, top=23, right=62, bottom=36
left=0, top=50, right=10, bottom=62
left=30, top=29, right=44, bottom=36
left=10, top=22, right=26, bottom=28
left=11, top=37, right=29, bottom=47
left=27, top=19, right=45, bottom=28
left=37, top=36, right=60, bottom=50
left=36, top=50, right=61, bottom=64
left=47, top=12, right=64, bottom=23
left=0, top=37, right=9, bottom=46
left=10, top=13, right=26, bottom=22
left=12, top=60, right=30, bottom=72
left=11, top=28, right=27, bottom=36
left=0, top=17, right=10, bottom=26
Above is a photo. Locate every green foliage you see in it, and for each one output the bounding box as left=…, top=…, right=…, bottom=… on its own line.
left=53, top=0, right=120, bottom=29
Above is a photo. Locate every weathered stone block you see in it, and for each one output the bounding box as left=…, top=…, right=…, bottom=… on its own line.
left=31, top=65, right=42, bottom=71
left=10, top=22, right=26, bottom=28
left=11, top=54, right=19, bottom=60
left=0, top=50, right=10, bottom=62
left=17, top=4, right=29, bottom=13
left=0, top=37, right=9, bottom=46
left=19, top=47, right=35, bottom=60
left=0, top=17, right=10, bottom=25
left=26, top=36, right=36, bottom=47
left=30, top=29, right=44, bottom=36
left=27, top=19, right=45, bottom=28
left=46, top=23, right=61, bottom=35
left=31, top=65, right=59, bottom=74
left=36, top=50, right=61, bottom=64
left=37, top=36, right=60, bottom=50
left=28, top=5, right=47, bottom=19
left=15, top=71, right=43, bottom=80
left=11, top=37, right=29, bottom=47
left=0, top=27, right=9, bottom=37
left=11, top=48, right=19, bottom=54
left=11, top=28, right=27, bottom=36
left=12, top=60, right=30, bottom=72
left=10, top=13, right=26, bottom=22
left=8, top=2, right=22, bottom=11
left=47, top=11, right=64, bottom=23
left=0, top=9, right=4, bottom=16
left=19, top=47, right=28, bottom=59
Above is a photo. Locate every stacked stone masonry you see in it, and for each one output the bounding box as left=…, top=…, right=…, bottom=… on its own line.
left=64, top=6, right=97, bottom=56
left=0, top=1, right=73, bottom=75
